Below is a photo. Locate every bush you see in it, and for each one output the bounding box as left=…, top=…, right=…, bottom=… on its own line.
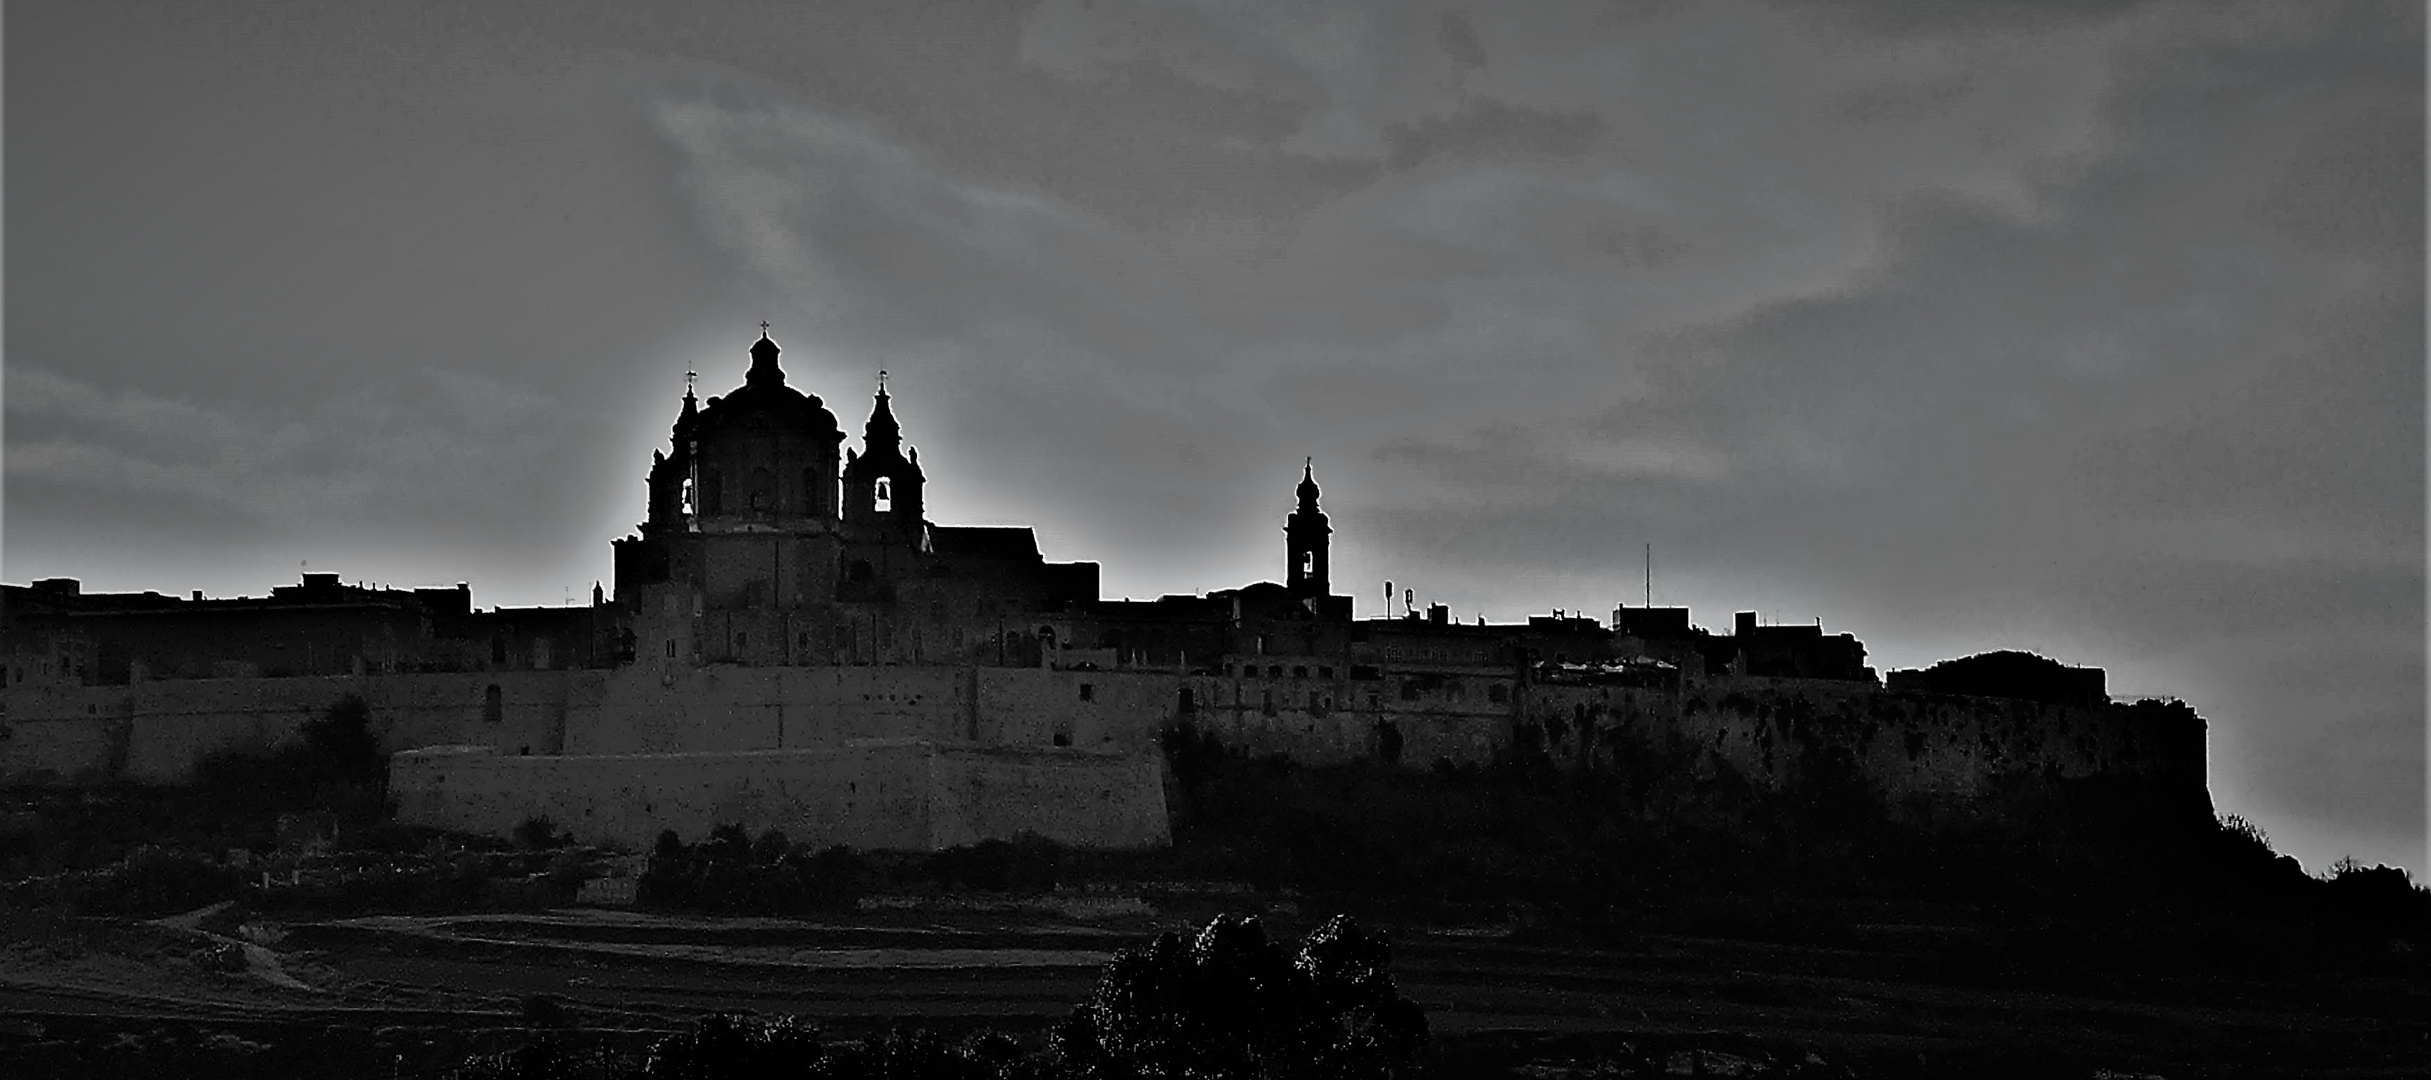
left=635, top=827, right=873, bottom=915
left=0, top=844, right=243, bottom=917
left=1054, top=914, right=1427, bottom=1080
left=189, top=694, right=390, bottom=829
left=513, top=817, right=568, bottom=851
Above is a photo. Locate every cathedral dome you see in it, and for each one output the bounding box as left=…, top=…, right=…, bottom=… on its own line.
left=695, top=332, right=840, bottom=437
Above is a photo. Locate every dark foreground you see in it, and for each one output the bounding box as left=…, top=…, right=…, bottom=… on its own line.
left=0, top=897, right=2424, bottom=1079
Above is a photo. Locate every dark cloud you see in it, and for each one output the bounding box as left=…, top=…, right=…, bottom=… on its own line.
left=1436, top=12, right=1489, bottom=69
left=1383, top=98, right=1606, bottom=170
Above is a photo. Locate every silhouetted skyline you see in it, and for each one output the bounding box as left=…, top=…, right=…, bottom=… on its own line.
left=6, top=2, right=2420, bottom=875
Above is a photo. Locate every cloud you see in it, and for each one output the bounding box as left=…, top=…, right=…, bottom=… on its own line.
left=5, top=365, right=593, bottom=528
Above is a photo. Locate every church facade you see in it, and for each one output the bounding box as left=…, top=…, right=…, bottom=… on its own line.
left=609, top=331, right=1103, bottom=675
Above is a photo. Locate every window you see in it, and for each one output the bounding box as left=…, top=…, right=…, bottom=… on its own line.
left=1079, top=683, right=1095, bottom=702
left=798, top=631, right=811, bottom=653
left=1178, top=687, right=1196, bottom=714
left=749, top=466, right=772, bottom=511
left=490, top=637, right=507, bottom=664
left=802, top=468, right=817, bottom=514
left=1488, top=683, right=1508, bottom=704
left=1400, top=680, right=1420, bottom=701
left=1299, top=550, right=1313, bottom=576
left=1292, top=666, right=1307, bottom=679
left=1261, top=689, right=1276, bottom=717
left=1319, top=666, right=1333, bottom=679
left=704, top=469, right=723, bottom=514
left=664, top=639, right=676, bottom=659
left=1053, top=730, right=1071, bottom=747
left=680, top=476, right=696, bottom=515
left=874, top=477, right=892, bottom=513
left=483, top=684, right=503, bottom=724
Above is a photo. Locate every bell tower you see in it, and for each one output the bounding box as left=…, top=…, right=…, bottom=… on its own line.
left=1285, top=458, right=1330, bottom=597
left=842, top=372, right=925, bottom=544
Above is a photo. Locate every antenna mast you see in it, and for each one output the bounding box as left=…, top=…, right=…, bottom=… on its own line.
left=1644, top=543, right=1651, bottom=609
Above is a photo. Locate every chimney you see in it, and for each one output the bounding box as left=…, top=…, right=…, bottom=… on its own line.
left=1428, top=603, right=1449, bottom=626
left=1735, top=611, right=1757, bottom=636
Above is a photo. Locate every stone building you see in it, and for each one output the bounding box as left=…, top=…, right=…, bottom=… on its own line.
left=608, top=332, right=1101, bottom=675
left=0, top=327, right=2210, bottom=847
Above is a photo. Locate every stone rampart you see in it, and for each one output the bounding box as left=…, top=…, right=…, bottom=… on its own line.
left=1519, top=676, right=2207, bottom=808
left=388, top=740, right=1168, bottom=851
left=0, top=664, right=1190, bottom=784
left=2, top=663, right=2207, bottom=826
left=0, top=672, right=572, bottom=783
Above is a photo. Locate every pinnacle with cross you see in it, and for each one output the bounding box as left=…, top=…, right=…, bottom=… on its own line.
left=759, top=320, right=771, bottom=336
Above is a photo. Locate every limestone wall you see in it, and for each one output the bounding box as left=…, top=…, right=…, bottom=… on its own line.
left=972, top=668, right=1178, bottom=750
left=388, top=740, right=1169, bottom=851
left=562, top=666, right=972, bottom=754
left=926, top=746, right=1168, bottom=849
left=0, top=663, right=1191, bottom=785
left=1172, top=668, right=1512, bottom=768
left=1, top=662, right=2206, bottom=818
left=0, top=672, right=569, bottom=784
left=1519, top=676, right=2207, bottom=806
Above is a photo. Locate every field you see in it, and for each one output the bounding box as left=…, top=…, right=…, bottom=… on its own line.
left=2, top=894, right=2425, bottom=1078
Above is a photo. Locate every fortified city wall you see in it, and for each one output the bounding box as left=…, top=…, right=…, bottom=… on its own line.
left=0, top=663, right=2204, bottom=815
left=1177, top=671, right=2207, bottom=809
left=388, top=740, right=1169, bottom=851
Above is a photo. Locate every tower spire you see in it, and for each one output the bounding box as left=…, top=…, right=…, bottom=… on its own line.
left=1287, top=457, right=1330, bottom=596
left=746, top=324, right=785, bottom=388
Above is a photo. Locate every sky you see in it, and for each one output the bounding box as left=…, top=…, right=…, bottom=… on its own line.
left=5, top=1, right=2422, bottom=875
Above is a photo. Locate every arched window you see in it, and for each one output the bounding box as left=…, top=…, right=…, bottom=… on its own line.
left=703, top=469, right=723, bottom=514
left=483, top=684, right=503, bottom=724
left=874, top=477, right=892, bottom=513
left=802, top=468, right=817, bottom=514
left=680, top=476, right=696, bottom=515
left=749, top=466, right=772, bottom=512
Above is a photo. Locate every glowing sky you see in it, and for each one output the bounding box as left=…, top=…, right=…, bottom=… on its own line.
left=7, top=1, right=2421, bottom=874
